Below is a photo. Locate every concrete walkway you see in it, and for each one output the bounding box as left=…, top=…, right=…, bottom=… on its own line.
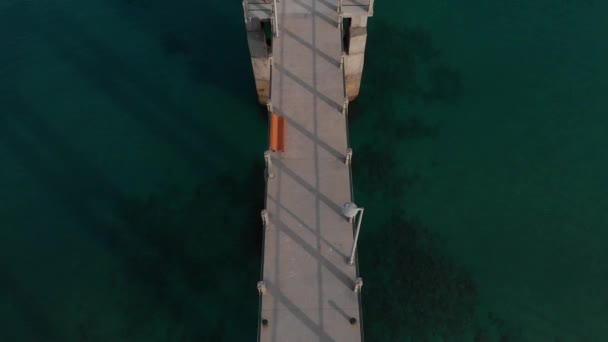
left=259, top=1, right=363, bottom=341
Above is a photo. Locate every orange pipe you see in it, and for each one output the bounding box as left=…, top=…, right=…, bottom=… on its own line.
left=269, top=113, right=286, bottom=152
left=277, top=115, right=285, bottom=152
left=270, top=113, right=278, bottom=151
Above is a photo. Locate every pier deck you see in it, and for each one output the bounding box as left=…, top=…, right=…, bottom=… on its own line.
left=259, top=0, right=363, bottom=341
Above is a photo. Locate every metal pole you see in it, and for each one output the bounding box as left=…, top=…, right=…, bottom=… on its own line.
left=272, top=0, right=279, bottom=37
left=264, top=150, right=275, bottom=179
left=243, top=1, right=249, bottom=23
left=342, top=97, right=349, bottom=115
left=348, top=208, right=364, bottom=265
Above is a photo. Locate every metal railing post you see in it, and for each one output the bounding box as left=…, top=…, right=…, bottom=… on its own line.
left=242, top=0, right=249, bottom=23
left=264, top=150, right=275, bottom=179
left=345, top=148, right=353, bottom=165
left=272, top=0, right=279, bottom=37
left=348, top=208, right=364, bottom=265
left=261, top=209, right=270, bottom=227
left=342, top=97, right=349, bottom=115
left=257, top=281, right=267, bottom=295
left=353, top=277, right=363, bottom=293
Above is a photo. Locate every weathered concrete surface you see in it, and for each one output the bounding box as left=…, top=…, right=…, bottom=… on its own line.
left=246, top=2, right=273, bottom=20
left=246, top=18, right=271, bottom=104
left=259, top=0, right=363, bottom=341
left=344, top=16, right=368, bottom=100
left=340, top=0, right=372, bottom=18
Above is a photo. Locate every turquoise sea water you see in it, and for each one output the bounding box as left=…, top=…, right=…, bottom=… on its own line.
left=1, top=0, right=607, bottom=341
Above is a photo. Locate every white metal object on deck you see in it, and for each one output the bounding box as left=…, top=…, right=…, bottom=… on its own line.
left=343, top=202, right=364, bottom=265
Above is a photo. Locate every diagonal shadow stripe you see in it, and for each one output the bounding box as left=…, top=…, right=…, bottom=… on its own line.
left=273, top=64, right=342, bottom=112
left=340, top=0, right=370, bottom=7
left=318, top=0, right=339, bottom=12
left=328, top=299, right=352, bottom=322
left=292, top=0, right=338, bottom=28
left=264, top=280, right=336, bottom=342
left=267, top=194, right=348, bottom=260
left=283, top=28, right=340, bottom=68
left=270, top=215, right=354, bottom=290
left=274, top=158, right=345, bottom=216
left=282, top=114, right=346, bottom=160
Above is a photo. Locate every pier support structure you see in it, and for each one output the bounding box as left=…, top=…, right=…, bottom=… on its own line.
left=246, top=18, right=272, bottom=105
left=244, top=1, right=374, bottom=340
left=343, top=16, right=369, bottom=101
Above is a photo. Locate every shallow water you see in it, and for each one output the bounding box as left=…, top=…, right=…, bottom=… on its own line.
left=1, top=0, right=607, bottom=340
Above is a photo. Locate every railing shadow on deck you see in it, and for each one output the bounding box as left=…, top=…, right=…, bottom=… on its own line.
left=273, top=64, right=343, bottom=113
left=283, top=28, right=341, bottom=68
left=267, top=195, right=349, bottom=260
left=265, top=280, right=337, bottom=342
left=260, top=3, right=361, bottom=339
left=273, top=216, right=355, bottom=290
left=273, top=159, right=345, bottom=217
left=293, top=0, right=338, bottom=28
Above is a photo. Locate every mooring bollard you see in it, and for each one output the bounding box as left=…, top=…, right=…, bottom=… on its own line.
left=345, top=148, right=353, bottom=165
left=257, top=281, right=267, bottom=295
left=261, top=209, right=269, bottom=227
left=264, top=150, right=275, bottom=179
left=354, top=277, right=363, bottom=293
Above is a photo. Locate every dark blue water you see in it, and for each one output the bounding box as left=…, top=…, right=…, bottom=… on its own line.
left=1, top=0, right=607, bottom=340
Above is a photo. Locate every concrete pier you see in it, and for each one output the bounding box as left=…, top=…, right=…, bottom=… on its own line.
left=244, top=0, right=373, bottom=340
left=343, top=16, right=369, bottom=100
left=246, top=18, right=271, bottom=105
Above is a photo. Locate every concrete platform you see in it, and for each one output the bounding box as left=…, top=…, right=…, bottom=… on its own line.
left=246, top=2, right=273, bottom=20
left=340, top=0, right=372, bottom=18
left=259, top=0, right=363, bottom=341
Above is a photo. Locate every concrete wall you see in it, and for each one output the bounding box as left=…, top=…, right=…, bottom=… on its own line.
left=344, top=16, right=368, bottom=101
left=246, top=19, right=271, bottom=105
left=246, top=15, right=368, bottom=103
